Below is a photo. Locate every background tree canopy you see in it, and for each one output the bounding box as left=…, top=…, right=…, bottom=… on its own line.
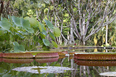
left=0, top=0, right=116, bottom=52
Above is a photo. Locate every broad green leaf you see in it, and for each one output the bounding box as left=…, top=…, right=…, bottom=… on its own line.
left=39, top=22, right=44, bottom=32
left=26, top=27, right=34, bottom=33
left=21, top=18, right=34, bottom=33
left=49, top=32, right=55, bottom=40
left=12, top=16, right=21, bottom=27
left=52, top=41, right=58, bottom=48
left=44, top=19, right=54, bottom=29
left=24, top=17, right=39, bottom=28
left=15, top=33, right=24, bottom=39
left=40, top=33, right=46, bottom=39
left=53, top=27, right=61, bottom=37
left=44, top=0, right=50, bottom=4
left=21, top=18, right=30, bottom=28
left=0, top=30, right=3, bottom=36
left=47, top=73, right=55, bottom=77
left=14, top=45, right=25, bottom=52
left=42, top=30, right=47, bottom=36
left=13, top=42, right=19, bottom=46
left=0, top=18, right=11, bottom=30
left=2, top=73, right=12, bottom=77
left=43, top=39, right=50, bottom=46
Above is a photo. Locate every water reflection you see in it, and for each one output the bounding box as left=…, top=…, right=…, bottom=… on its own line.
left=1, top=49, right=116, bottom=77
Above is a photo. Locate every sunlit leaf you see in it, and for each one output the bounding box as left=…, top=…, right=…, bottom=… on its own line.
left=24, top=17, right=38, bottom=28
left=53, top=27, right=61, bottom=37
left=49, top=32, right=55, bottom=40
left=39, top=22, right=44, bottom=32
left=51, top=41, right=58, bottom=48
left=40, top=33, right=46, bottom=39
left=44, top=19, right=54, bottom=29
left=43, top=39, right=50, bottom=46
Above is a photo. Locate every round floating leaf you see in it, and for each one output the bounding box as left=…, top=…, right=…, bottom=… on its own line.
left=53, top=27, right=61, bottom=37
left=43, top=39, right=50, bottom=46
left=44, top=19, right=54, bottom=29
left=0, top=18, right=11, bottom=30
left=51, top=41, right=58, bottom=48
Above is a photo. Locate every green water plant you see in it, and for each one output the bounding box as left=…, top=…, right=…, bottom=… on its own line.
left=0, top=16, right=61, bottom=52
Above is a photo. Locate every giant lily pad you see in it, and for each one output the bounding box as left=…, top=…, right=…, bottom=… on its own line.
left=26, top=51, right=67, bottom=57
left=3, top=53, right=33, bottom=59
left=35, top=57, right=58, bottom=63
left=0, top=53, right=3, bottom=57
left=12, top=66, right=75, bottom=74
left=74, top=52, right=116, bottom=60
left=59, top=55, right=65, bottom=59
left=35, top=53, right=59, bottom=58
left=3, top=58, right=33, bottom=63
left=75, top=60, right=116, bottom=66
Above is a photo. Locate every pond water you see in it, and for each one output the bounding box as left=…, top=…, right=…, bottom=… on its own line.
left=0, top=49, right=116, bottom=77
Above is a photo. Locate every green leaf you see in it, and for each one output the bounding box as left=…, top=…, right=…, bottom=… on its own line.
left=2, top=73, right=12, bottom=77
left=21, top=18, right=34, bottom=33
left=40, top=33, right=46, bottom=39
left=39, top=22, right=44, bottom=32
left=13, top=42, right=25, bottom=52
left=12, top=16, right=21, bottom=27
left=13, top=42, right=19, bottom=46
left=43, top=39, right=50, bottom=46
left=53, top=27, right=61, bottom=37
left=15, top=33, right=24, bottom=39
left=44, top=19, right=54, bottom=29
left=42, top=30, right=47, bottom=36
left=26, top=27, right=34, bottom=33
left=21, top=18, right=30, bottom=28
left=47, top=73, right=55, bottom=77
left=0, top=18, right=11, bottom=30
left=14, top=45, right=25, bottom=52
left=49, top=32, right=55, bottom=40
left=52, top=41, right=58, bottom=48
left=24, top=17, right=39, bottom=28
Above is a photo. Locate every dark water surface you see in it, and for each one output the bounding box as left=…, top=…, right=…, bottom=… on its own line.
left=0, top=49, right=116, bottom=77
